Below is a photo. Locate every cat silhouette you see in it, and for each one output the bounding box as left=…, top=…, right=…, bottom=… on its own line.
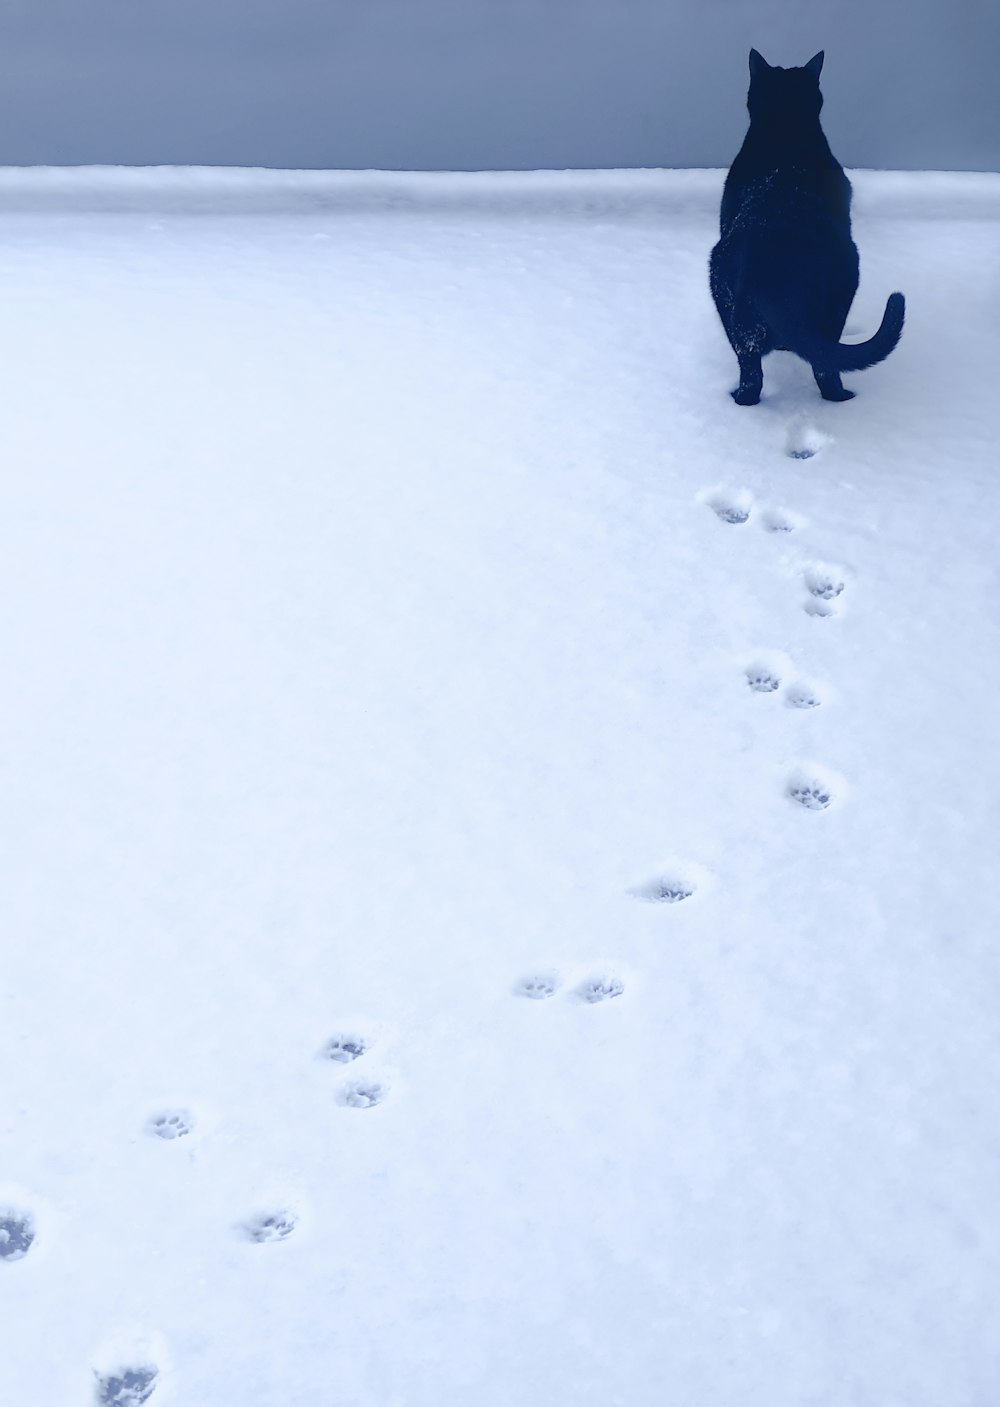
left=710, top=49, right=905, bottom=405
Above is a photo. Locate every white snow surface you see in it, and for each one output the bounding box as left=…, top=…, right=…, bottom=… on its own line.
left=2, top=167, right=999, bottom=1406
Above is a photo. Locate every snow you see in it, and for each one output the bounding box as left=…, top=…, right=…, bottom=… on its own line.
left=1, top=166, right=999, bottom=1406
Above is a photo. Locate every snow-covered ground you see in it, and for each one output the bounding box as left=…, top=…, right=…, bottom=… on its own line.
left=2, top=167, right=999, bottom=1407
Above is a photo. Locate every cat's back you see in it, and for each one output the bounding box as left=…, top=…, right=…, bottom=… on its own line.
left=720, top=140, right=852, bottom=240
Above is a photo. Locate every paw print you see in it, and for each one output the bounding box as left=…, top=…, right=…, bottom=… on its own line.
left=805, top=568, right=845, bottom=600
left=762, top=511, right=795, bottom=532
left=652, top=881, right=693, bottom=902
left=516, top=973, right=560, bottom=1000
left=147, top=1110, right=193, bottom=1141
left=96, top=1366, right=159, bottom=1406
left=323, top=1034, right=368, bottom=1064
left=788, top=781, right=832, bottom=811
left=711, top=498, right=752, bottom=524
left=579, top=975, right=625, bottom=1004
left=786, top=684, right=821, bottom=709
left=705, top=487, right=754, bottom=525
left=631, top=873, right=696, bottom=903
left=0, top=1211, right=35, bottom=1262
left=784, top=417, right=829, bottom=460
left=340, top=1079, right=389, bottom=1109
left=244, top=1211, right=297, bottom=1244
left=746, top=667, right=780, bottom=693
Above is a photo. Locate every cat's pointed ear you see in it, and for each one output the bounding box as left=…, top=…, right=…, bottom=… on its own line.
left=804, top=51, right=824, bottom=78
left=749, top=49, right=770, bottom=77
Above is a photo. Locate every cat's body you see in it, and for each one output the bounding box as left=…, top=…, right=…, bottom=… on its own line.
left=710, top=49, right=904, bottom=405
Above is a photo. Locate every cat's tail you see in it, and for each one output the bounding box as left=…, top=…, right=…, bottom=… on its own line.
left=773, top=292, right=906, bottom=372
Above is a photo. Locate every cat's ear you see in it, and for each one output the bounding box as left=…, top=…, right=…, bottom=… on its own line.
left=749, top=49, right=771, bottom=77
left=804, top=51, right=824, bottom=78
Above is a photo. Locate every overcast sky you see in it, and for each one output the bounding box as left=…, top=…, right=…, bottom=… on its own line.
left=0, top=0, right=994, bottom=170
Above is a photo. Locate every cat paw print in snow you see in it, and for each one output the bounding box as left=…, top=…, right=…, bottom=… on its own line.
left=0, top=1210, right=35, bottom=1262
left=244, top=1211, right=298, bottom=1245
left=579, top=975, right=625, bottom=1004
left=788, top=777, right=832, bottom=811
left=786, top=681, right=822, bottom=709
left=650, top=880, right=693, bottom=903
left=746, top=664, right=781, bottom=693
left=630, top=868, right=701, bottom=904
left=790, top=783, right=830, bottom=811
left=323, top=1034, right=368, bottom=1064
left=340, top=1079, right=389, bottom=1109
left=804, top=565, right=845, bottom=601
left=784, top=416, right=830, bottom=460
left=708, top=489, right=754, bottom=524
left=96, top=1365, right=159, bottom=1406
left=147, top=1109, right=194, bottom=1141
left=516, top=972, right=561, bottom=1000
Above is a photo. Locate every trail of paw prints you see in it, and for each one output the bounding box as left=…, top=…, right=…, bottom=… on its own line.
left=694, top=427, right=847, bottom=832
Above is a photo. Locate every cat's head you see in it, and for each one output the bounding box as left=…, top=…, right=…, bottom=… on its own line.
left=747, top=50, right=824, bottom=122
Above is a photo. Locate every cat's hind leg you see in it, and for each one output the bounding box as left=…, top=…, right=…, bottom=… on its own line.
left=813, top=262, right=857, bottom=401
left=710, top=249, right=766, bottom=405
left=733, top=347, right=764, bottom=406
left=813, top=368, right=855, bottom=402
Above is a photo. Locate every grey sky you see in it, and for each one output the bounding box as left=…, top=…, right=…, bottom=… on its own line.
left=0, top=0, right=995, bottom=170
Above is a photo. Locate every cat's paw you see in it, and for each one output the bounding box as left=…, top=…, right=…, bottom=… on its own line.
left=731, top=386, right=761, bottom=407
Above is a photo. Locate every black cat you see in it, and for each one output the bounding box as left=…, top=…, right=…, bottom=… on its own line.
left=710, top=49, right=905, bottom=405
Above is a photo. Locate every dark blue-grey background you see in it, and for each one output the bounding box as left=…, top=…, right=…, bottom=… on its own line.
left=0, top=0, right=994, bottom=170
